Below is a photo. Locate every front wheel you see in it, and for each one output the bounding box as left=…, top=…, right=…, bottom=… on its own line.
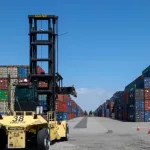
left=37, top=128, right=50, bottom=150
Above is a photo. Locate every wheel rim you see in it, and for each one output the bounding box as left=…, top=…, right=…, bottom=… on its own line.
left=44, top=136, right=50, bottom=150
left=44, top=129, right=50, bottom=150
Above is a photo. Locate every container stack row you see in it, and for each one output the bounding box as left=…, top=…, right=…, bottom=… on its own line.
left=95, top=65, right=150, bottom=122
left=0, top=65, right=84, bottom=121
left=0, top=65, right=44, bottom=114
left=56, top=94, right=84, bottom=120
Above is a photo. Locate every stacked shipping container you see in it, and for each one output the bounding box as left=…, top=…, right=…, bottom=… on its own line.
left=56, top=95, right=83, bottom=120
left=95, top=65, right=150, bottom=122
left=0, top=65, right=84, bottom=120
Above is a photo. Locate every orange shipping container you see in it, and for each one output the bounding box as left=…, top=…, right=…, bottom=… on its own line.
left=109, top=102, right=114, bottom=108
left=145, top=100, right=150, bottom=111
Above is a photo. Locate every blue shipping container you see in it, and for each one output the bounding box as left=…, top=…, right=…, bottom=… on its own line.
left=39, top=101, right=47, bottom=105
left=38, top=95, right=47, bottom=106
left=67, top=100, right=71, bottom=106
left=39, top=95, right=47, bottom=101
left=105, top=109, right=109, bottom=118
left=135, top=100, right=144, bottom=110
left=56, top=112, right=67, bottom=121
left=144, top=77, right=150, bottom=88
left=145, top=111, right=150, bottom=122
left=118, top=112, right=122, bottom=120
left=67, top=106, right=71, bottom=113
left=136, top=79, right=144, bottom=89
left=18, top=67, right=28, bottom=78
left=128, top=106, right=144, bottom=122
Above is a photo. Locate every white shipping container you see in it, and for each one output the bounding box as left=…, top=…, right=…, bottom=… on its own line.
left=0, top=74, right=8, bottom=78
left=0, top=67, right=7, bottom=73
left=106, top=109, right=109, bottom=118
left=7, top=67, right=18, bottom=78
left=0, top=67, right=8, bottom=78
left=0, top=102, right=8, bottom=114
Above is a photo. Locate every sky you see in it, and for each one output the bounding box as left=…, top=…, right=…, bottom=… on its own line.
left=0, top=0, right=150, bottom=112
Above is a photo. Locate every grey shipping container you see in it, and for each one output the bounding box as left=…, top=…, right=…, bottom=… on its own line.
left=135, top=89, right=144, bottom=100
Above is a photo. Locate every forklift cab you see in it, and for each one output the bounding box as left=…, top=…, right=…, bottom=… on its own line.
left=14, top=85, right=44, bottom=114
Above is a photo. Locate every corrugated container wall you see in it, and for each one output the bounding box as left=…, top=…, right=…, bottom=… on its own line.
left=18, top=67, right=28, bottom=78
left=0, top=67, right=8, bottom=78
left=7, top=66, right=18, bottom=78
left=0, top=79, right=8, bottom=90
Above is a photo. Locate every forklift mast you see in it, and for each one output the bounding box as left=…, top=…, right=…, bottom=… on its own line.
left=11, top=14, right=77, bottom=114
left=28, top=15, right=58, bottom=113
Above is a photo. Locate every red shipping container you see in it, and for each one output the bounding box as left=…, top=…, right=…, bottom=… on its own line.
left=122, top=112, right=127, bottom=121
left=67, top=113, right=72, bottom=120
left=145, top=100, right=150, bottom=111
left=57, top=94, right=70, bottom=103
left=37, top=66, right=45, bottom=74
left=71, top=113, right=75, bottom=119
left=64, top=94, right=71, bottom=101
left=72, top=100, right=76, bottom=108
left=56, top=100, right=67, bottom=112
left=109, top=102, right=114, bottom=112
left=0, top=79, right=8, bottom=90
left=101, top=114, right=104, bottom=117
left=57, top=95, right=64, bottom=102
left=144, top=89, right=150, bottom=100
left=38, top=81, right=48, bottom=88
left=123, top=89, right=128, bottom=103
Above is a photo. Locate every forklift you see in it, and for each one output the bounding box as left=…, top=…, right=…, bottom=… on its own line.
left=0, top=14, right=77, bottom=150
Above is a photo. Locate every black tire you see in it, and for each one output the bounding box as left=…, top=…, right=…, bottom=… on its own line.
left=64, top=124, right=69, bottom=141
left=0, top=129, right=7, bottom=150
left=37, top=128, right=50, bottom=150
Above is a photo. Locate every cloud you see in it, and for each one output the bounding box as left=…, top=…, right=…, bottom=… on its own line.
left=71, top=88, right=113, bottom=112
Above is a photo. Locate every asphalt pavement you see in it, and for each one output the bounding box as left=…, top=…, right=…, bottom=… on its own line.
left=52, top=117, right=150, bottom=150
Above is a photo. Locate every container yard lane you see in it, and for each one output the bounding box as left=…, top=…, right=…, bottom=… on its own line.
left=5, top=116, right=150, bottom=150
left=52, top=116, right=150, bottom=150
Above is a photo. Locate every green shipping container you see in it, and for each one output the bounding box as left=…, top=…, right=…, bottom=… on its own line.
left=142, top=65, right=150, bottom=75
left=128, top=84, right=136, bottom=91
left=0, top=90, right=8, bottom=102
left=15, top=87, right=34, bottom=102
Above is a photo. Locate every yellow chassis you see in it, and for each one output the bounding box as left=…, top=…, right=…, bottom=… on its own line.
left=0, top=111, right=68, bottom=149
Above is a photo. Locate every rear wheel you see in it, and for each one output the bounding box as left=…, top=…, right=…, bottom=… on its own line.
left=37, top=128, right=50, bottom=150
left=0, top=129, right=7, bottom=150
